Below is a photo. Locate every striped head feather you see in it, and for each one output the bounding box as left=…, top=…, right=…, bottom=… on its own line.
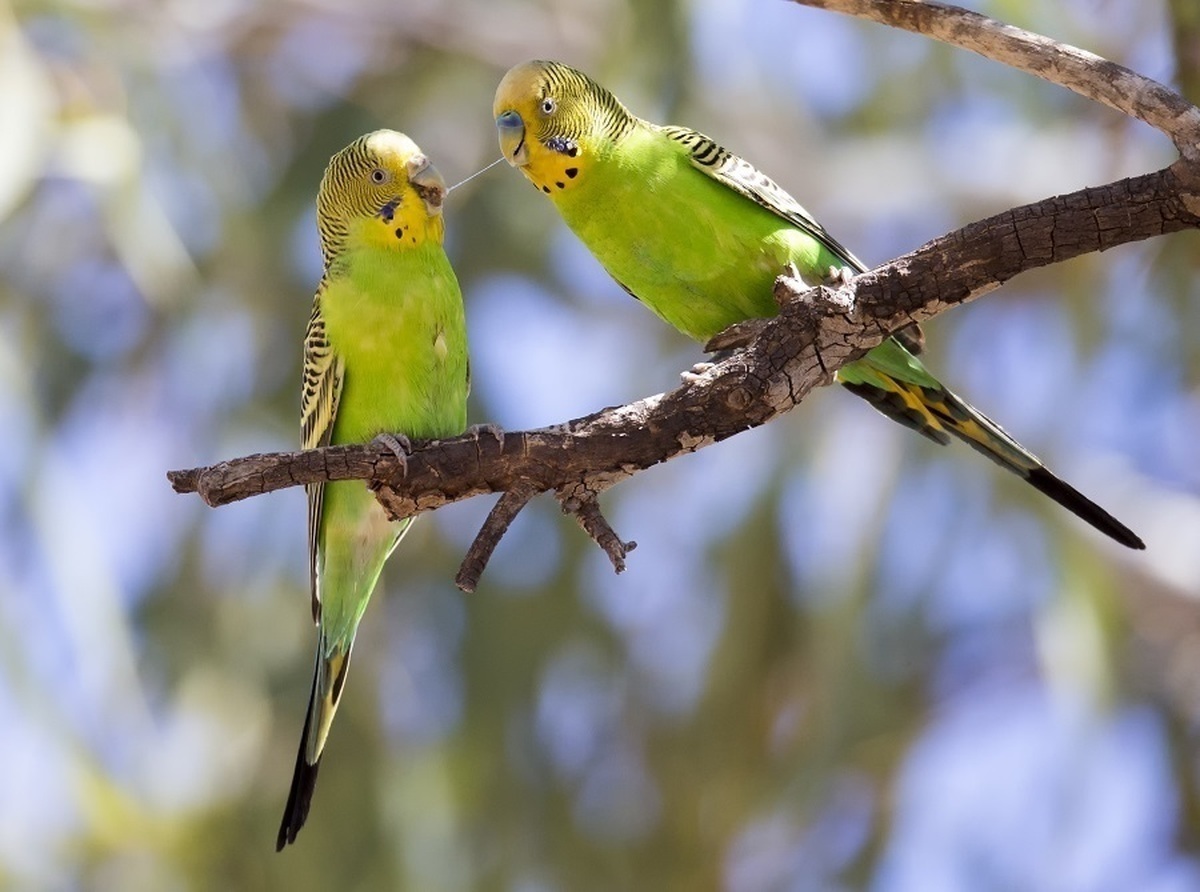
left=316, top=129, right=446, bottom=265
left=493, top=60, right=636, bottom=197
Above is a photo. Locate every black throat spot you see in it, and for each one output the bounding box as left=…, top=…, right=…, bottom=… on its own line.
left=378, top=199, right=399, bottom=224
left=544, top=136, right=578, bottom=157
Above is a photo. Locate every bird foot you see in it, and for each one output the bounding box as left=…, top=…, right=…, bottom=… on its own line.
left=681, top=361, right=715, bottom=383
left=467, top=423, right=505, bottom=446
left=824, top=264, right=855, bottom=286
left=892, top=322, right=926, bottom=356
left=372, top=432, right=412, bottom=477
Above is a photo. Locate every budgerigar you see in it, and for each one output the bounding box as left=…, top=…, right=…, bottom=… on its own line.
left=493, top=60, right=1142, bottom=549
left=278, top=130, right=470, bottom=849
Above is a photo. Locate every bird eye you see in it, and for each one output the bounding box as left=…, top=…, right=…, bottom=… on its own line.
left=540, top=97, right=556, bottom=115
left=370, top=168, right=388, bottom=184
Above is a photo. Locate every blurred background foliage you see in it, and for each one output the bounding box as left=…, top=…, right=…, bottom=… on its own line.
left=2, top=0, right=1199, bottom=888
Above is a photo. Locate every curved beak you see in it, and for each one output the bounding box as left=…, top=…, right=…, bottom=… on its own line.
left=407, top=154, right=446, bottom=215
left=495, top=110, right=529, bottom=167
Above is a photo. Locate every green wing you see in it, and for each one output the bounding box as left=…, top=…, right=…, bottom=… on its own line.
left=658, top=124, right=928, bottom=355
left=658, top=124, right=869, bottom=272
left=299, top=281, right=344, bottom=622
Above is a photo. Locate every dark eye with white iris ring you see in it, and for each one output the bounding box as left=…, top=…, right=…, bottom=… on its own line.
left=541, top=97, right=556, bottom=114
left=370, top=168, right=387, bottom=184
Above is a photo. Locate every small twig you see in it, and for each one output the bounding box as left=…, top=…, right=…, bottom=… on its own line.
left=557, top=484, right=637, bottom=574
left=456, top=483, right=538, bottom=592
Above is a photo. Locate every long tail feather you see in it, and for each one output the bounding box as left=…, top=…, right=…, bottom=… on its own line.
left=276, top=641, right=354, bottom=850
left=277, top=671, right=322, bottom=850
left=840, top=367, right=1144, bottom=550
left=1023, top=466, right=1144, bottom=549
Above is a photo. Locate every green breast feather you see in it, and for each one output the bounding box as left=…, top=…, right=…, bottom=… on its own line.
left=322, top=243, right=468, bottom=444
left=554, top=125, right=840, bottom=342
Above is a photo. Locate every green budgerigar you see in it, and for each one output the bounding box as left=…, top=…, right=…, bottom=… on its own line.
left=277, top=130, right=470, bottom=849
left=493, top=60, right=1143, bottom=550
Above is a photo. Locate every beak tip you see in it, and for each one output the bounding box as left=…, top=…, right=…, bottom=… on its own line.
left=409, top=158, right=447, bottom=214
left=495, top=112, right=529, bottom=168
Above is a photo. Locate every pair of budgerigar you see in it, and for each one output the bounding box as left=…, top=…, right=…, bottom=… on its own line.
left=277, top=61, right=1142, bottom=849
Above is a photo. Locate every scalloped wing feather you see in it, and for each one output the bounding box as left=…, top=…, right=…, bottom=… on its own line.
left=658, top=124, right=869, bottom=273
left=300, top=283, right=344, bottom=622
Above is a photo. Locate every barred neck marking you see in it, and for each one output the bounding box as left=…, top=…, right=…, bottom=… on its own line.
left=539, top=62, right=636, bottom=144
left=520, top=67, right=636, bottom=196
left=581, top=81, right=636, bottom=145
left=317, top=134, right=378, bottom=262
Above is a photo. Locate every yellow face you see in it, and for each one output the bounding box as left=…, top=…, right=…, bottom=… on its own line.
left=493, top=60, right=595, bottom=198
left=317, top=129, right=446, bottom=261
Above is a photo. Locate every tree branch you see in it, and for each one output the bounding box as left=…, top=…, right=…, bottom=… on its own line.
left=170, top=2, right=1200, bottom=589
left=456, top=483, right=537, bottom=592
left=169, top=159, right=1200, bottom=587
left=787, top=0, right=1200, bottom=165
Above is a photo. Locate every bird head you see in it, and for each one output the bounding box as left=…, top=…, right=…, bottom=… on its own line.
left=316, top=129, right=446, bottom=263
left=493, top=60, right=632, bottom=197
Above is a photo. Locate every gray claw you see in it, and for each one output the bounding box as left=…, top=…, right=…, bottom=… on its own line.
left=824, top=265, right=855, bottom=286
left=372, top=432, right=412, bottom=476
left=468, top=423, right=505, bottom=445
left=681, top=361, right=715, bottom=383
